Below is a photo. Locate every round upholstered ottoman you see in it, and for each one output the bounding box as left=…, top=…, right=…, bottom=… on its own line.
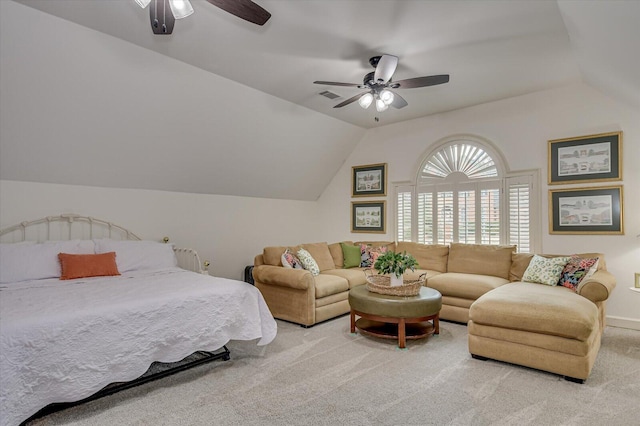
left=348, top=285, right=442, bottom=348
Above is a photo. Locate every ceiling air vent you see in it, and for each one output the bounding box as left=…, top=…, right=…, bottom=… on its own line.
left=318, top=90, right=341, bottom=100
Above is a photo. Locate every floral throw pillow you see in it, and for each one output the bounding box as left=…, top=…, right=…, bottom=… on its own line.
left=281, top=249, right=303, bottom=269
left=360, top=244, right=388, bottom=268
left=297, top=248, right=320, bottom=276
left=557, top=256, right=599, bottom=292
left=522, top=255, right=571, bottom=286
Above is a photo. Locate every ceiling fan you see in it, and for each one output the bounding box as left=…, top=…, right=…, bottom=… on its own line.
left=135, top=0, right=271, bottom=35
left=314, top=55, right=449, bottom=112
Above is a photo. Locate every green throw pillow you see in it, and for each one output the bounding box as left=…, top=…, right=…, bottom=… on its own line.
left=341, top=243, right=361, bottom=269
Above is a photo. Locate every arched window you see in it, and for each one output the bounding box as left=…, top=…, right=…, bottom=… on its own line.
left=396, top=136, right=538, bottom=252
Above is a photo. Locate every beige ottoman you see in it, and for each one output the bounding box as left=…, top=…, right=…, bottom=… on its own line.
left=468, top=282, right=602, bottom=383
left=349, top=285, right=442, bottom=349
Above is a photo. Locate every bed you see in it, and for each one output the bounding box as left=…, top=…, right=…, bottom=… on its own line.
left=0, top=214, right=277, bottom=426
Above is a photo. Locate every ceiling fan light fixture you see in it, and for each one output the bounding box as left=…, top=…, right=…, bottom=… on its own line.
left=375, top=98, right=388, bottom=112
left=358, top=93, right=374, bottom=109
left=135, top=0, right=151, bottom=8
left=379, top=89, right=394, bottom=106
left=169, top=0, right=194, bottom=19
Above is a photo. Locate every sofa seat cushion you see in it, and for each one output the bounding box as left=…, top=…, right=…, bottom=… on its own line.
left=442, top=296, right=474, bottom=309
left=428, top=272, right=508, bottom=300
left=314, top=274, right=349, bottom=298
left=315, top=291, right=349, bottom=308
left=322, top=269, right=367, bottom=288
left=469, top=282, right=598, bottom=341
left=403, top=269, right=442, bottom=281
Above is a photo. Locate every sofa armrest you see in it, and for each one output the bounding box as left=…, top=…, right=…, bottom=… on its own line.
left=252, top=265, right=314, bottom=290
left=578, top=270, right=616, bottom=303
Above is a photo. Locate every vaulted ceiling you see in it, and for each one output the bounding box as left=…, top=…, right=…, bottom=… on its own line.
left=13, top=0, right=640, bottom=128
left=1, top=1, right=638, bottom=201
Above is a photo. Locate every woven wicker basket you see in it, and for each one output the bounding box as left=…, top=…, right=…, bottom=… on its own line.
left=364, top=271, right=426, bottom=297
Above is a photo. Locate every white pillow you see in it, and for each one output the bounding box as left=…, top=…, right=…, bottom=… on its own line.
left=296, top=248, right=319, bottom=276
left=94, top=239, right=177, bottom=273
left=522, top=255, right=571, bottom=286
left=0, top=240, right=95, bottom=283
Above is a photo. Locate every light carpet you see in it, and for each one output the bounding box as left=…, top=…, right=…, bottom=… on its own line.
left=27, top=318, right=640, bottom=426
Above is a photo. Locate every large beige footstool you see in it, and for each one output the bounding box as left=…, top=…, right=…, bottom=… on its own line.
left=468, top=282, right=605, bottom=383
left=349, top=285, right=442, bottom=349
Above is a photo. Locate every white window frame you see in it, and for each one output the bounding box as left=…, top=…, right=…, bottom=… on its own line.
left=394, top=136, right=540, bottom=253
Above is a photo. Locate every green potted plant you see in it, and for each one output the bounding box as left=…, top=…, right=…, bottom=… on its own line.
left=374, top=251, right=419, bottom=286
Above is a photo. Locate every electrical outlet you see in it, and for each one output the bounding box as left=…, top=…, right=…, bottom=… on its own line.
left=635, top=273, right=640, bottom=288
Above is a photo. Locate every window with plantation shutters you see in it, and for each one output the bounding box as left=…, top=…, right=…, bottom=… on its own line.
left=395, top=137, right=539, bottom=253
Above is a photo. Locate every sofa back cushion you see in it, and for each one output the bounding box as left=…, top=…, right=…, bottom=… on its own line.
left=302, top=242, right=336, bottom=272
left=395, top=242, right=449, bottom=273
left=263, top=246, right=287, bottom=266
left=509, top=253, right=534, bottom=282
left=448, top=243, right=515, bottom=280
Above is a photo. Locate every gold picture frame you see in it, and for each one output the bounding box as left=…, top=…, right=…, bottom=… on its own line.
left=352, top=163, right=387, bottom=197
left=351, top=201, right=386, bottom=233
left=548, top=131, right=622, bottom=185
left=548, top=185, right=623, bottom=235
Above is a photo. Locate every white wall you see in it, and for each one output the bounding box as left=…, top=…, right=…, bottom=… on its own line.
left=0, top=180, right=323, bottom=281
left=318, top=83, right=640, bottom=327
left=0, top=0, right=365, bottom=201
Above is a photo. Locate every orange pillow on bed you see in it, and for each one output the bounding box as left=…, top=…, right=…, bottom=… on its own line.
left=58, top=252, right=121, bottom=280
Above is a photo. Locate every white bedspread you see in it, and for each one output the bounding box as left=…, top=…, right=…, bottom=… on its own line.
left=0, top=268, right=277, bottom=426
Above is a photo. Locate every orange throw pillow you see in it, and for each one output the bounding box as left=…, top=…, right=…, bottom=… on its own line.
left=58, top=252, right=121, bottom=280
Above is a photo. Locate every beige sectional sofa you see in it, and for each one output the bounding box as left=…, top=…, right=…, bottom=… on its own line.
left=254, top=240, right=616, bottom=382
left=254, top=241, right=538, bottom=326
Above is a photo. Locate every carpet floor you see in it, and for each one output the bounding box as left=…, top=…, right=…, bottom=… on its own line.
left=27, top=318, right=640, bottom=426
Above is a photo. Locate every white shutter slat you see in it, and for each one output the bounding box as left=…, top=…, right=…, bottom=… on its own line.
left=396, top=191, right=412, bottom=242
left=480, top=188, right=500, bottom=244
left=507, top=181, right=531, bottom=253
left=437, top=191, right=453, bottom=244
left=418, top=192, right=434, bottom=244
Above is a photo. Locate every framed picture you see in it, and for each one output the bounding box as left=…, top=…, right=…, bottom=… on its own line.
left=549, top=185, right=623, bottom=235
left=548, top=131, right=622, bottom=185
left=352, top=163, right=387, bottom=197
left=351, top=201, right=386, bottom=233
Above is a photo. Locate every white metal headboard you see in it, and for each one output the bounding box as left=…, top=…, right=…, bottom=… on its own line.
left=0, top=214, right=141, bottom=242
left=0, top=214, right=207, bottom=274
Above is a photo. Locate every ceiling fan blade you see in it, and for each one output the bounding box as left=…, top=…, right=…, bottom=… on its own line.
left=206, top=0, right=271, bottom=26
left=313, top=81, right=361, bottom=88
left=374, top=54, right=398, bottom=84
left=393, top=74, right=450, bottom=89
left=333, top=93, right=366, bottom=108
left=390, top=92, right=408, bottom=109
left=149, top=0, right=175, bottom=34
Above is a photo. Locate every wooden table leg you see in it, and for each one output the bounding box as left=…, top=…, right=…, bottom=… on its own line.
left=398, top=318, right=406, bottom=348
left=350, top=310, right=356, bottom=333
left=434, top=315, right=440, bottom=335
